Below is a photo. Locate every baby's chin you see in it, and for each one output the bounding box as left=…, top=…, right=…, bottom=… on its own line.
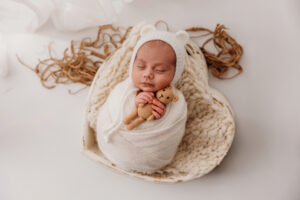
left=139, top=86, right=156, bottom=92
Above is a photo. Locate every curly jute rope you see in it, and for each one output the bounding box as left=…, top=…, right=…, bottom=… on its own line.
left=18, top=21, right=243, bottom=93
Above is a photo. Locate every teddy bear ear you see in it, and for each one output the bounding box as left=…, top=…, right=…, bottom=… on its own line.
left=173, top=95, right=179, bottom=102
left=176, top=30, right=189, bottom=44
left=140, top=24, right=156, bottom=36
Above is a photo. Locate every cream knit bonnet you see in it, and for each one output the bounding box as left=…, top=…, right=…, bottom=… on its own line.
left=128, top=24, right=189, bottom=84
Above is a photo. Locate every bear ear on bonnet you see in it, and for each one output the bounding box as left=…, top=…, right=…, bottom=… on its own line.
left=140, top=24, right=156, bottom=36
left=140, top=24, right=189, bottom=45
left=175, top=30, right=189, bottom=44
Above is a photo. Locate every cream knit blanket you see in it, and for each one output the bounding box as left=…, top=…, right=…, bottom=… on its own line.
left=96, top=77, right=187, bottom=173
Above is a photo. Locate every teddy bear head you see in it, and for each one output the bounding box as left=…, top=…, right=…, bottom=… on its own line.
left=156, top=85, right=178, bottom=105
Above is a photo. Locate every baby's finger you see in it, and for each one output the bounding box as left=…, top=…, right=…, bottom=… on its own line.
left=141, top=94, right=153, bottom=102
left=146, top=92, right=154, bottom=97
left=152, top=99, right=165, bottom=109
left=141, top=93, right=154, bottom=101
left=138, top=99, right=147, bottom=104
left=152, top=110, right=161, bottom=119
left=138, top=97, right=149, bottom=103
left=152, top=105, right=164, bottom=115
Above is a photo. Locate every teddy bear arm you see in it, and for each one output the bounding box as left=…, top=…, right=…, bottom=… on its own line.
left=127, top=117, right=145, bottom=130
left=147, top=114, right=155, bottom=121
left=123, top=108, right=138, bottom=125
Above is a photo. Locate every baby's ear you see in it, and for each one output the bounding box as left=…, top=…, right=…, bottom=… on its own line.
left=140, top=24, right=156, bottom=36
left=173, top=95, right=179, bottom=102
left=176, top=30, right=189, bottom=44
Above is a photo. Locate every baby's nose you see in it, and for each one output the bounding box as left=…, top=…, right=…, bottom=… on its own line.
left=144, top=70, right=154, bottom=79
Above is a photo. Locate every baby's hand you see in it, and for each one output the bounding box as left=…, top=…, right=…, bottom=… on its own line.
left=135, top=91, right=154, bottom=107
left=151, top=98, right=166, bottom=119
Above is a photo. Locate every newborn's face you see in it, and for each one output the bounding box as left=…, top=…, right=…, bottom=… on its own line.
left=132, top=40, right=176, bottom=92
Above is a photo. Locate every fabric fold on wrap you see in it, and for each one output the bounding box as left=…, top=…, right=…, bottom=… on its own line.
left=96, top=77, right=187, bottom=173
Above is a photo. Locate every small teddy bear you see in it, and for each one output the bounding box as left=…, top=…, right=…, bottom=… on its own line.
left=123, top=85, right=178, bottom=130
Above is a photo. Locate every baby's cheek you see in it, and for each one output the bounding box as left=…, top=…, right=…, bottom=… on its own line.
left=156, top=75, right=172, bottom=89
left=132, top=70, right=141, bottom=85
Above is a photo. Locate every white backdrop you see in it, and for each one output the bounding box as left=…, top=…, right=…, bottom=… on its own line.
left=1, top=0, right=299, bottom=200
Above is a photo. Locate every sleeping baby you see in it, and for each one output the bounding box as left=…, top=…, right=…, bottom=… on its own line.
left=96, top=25, right=188, bottom=173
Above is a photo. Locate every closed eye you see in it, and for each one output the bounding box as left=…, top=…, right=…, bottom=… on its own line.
left=154, top=66, right=168, bottom=73
left=155, top=69, right=166, bottom=73
left=136, top=65, right=145, bottom=69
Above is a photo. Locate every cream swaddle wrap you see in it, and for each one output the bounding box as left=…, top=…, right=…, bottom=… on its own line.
left=96, top=25, right=189, bottom=173
left=97, top=78, right=187, bottom=173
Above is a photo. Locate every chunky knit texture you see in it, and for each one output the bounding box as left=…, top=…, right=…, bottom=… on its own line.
left=81, top=22, right=235, bottom=183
